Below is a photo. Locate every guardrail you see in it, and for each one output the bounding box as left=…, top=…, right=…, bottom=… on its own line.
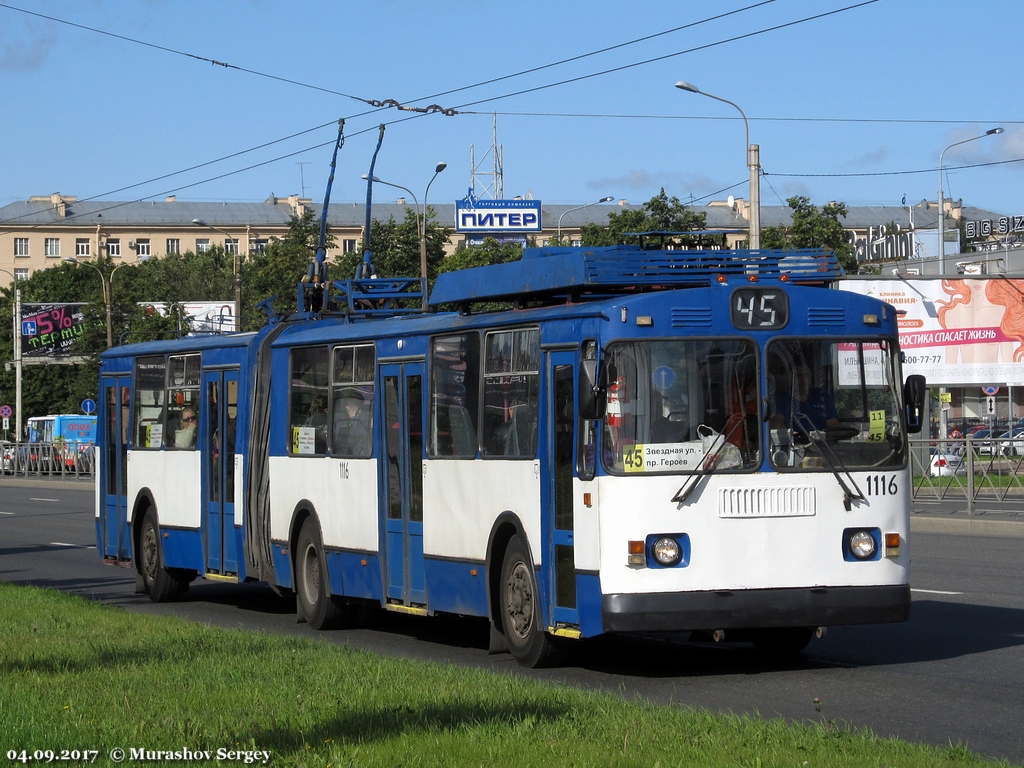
left=911, top=435, right=1024, bottom=512
left=1, top=441, right=95, bottom=479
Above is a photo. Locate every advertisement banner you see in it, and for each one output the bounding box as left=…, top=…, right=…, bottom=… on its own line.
left=455, top=190, right=541, bottom=233
left=20, top=303, right=87, bottom=360
left=840, top=278, right=1024, bottom=386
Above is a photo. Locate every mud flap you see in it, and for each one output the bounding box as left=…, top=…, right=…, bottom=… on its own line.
left=488, top=620, right=510, bottom=654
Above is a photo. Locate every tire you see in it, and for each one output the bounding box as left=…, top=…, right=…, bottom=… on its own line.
left=752, top=627, right=813, bottom=657
left=499, top=535, right=566, bottom=668
left=138, top=512, right=188, bottom=602
left=295, top=519, right=351, bottom=630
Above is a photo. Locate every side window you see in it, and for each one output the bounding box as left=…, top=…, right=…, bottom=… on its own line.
left=166, top=354, right=201, bottom=449
left=482, top=328, right=540, bottom=458
left=428, top=333, right=480, bottom=457
left=290, top=346, right=329, bottom=455
left=331, top=344, right=375, bottom=458
left=133, top=356, right=167, bottom=449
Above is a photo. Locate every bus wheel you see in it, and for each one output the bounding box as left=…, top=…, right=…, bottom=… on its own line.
left=138, top=513, right=187, bottom=602
left=295, top=520, right=350, bottom=630
left=752, top=627, right=813, bottom=657
left=499, top=535, right=566, bottom=668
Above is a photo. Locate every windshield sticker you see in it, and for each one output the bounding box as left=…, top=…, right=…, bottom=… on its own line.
left=622, top=442, right=705, bottom=473
left=868, top=410, right=887, bottom=442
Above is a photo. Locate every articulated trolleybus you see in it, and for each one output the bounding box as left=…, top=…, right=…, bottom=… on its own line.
left=96, top=245, right=925, bottom=667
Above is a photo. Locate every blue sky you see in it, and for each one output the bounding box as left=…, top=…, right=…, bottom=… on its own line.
left=2, top=0, right=1022, bottom=220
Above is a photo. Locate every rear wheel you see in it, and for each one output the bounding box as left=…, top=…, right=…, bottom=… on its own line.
left=499, top=535, right=566, bottom=668
left=295, top=519, right=352, bottom=630
left=138, top=512, right=188, bottom=602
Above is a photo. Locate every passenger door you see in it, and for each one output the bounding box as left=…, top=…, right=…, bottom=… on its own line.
left=379, top=362, right=426, bottom=606
left=99, top=375, right=132, bottom=561
left=202, top=368, right=239, bottom=575
left=547, top=352, right=579, bottom=627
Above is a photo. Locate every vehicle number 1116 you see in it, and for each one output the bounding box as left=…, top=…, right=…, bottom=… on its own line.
left=864, top=474, right=898, bottom=496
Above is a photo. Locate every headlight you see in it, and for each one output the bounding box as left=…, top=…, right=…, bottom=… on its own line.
left=652, top=536, right=682, bottom=566
left=848, top=530, right=877, bottom=560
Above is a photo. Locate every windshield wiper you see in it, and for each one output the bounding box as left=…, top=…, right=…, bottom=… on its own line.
left=671, top=418, right=745, bottom=504
left=793, top=413, right=865, bottom=510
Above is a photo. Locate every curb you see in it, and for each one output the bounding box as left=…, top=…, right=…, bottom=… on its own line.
left=0, top=477, right=95, bottom=491
left=911, top=515, right=1024, bottom=538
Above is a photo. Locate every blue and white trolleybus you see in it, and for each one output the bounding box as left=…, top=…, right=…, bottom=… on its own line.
left=96, top=245, right=925, bottom=667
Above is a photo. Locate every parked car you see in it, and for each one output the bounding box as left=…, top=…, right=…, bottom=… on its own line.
left=968, top=428, right=1000, bottom=456
left=995, top=427, right=1024, bottom=456
left=930, top=452, right=966, bottom=477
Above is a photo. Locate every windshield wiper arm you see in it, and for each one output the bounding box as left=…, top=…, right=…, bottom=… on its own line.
left=793, top=413, right=864, bottom=510
left=671, top=418, right=744, bottom=504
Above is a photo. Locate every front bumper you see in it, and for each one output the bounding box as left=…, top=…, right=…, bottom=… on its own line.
left=602, top=584, right=910, bottom=633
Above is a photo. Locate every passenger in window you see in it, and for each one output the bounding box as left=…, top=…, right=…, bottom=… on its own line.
left=175, top=408, right=197, bottom=448
left=333, top=389, right=371, bottom=456
left=306, top=396, right=329, bottom=453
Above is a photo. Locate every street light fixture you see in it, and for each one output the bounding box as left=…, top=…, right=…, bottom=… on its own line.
left=192, top=218, right=243, bottom=330
left=362, top=161, right=447, bottom=311
left=675, top=80, right=760, bottom=249
left=935, top=126, right=1002, bottom=447
left=64, top=255, right=151, bottom=348
left=937, top=128, right=1003, bottom=275
left=556, top=196, right=614, bottom=245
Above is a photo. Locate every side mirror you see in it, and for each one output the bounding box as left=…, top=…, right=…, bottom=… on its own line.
left=579, top=359, right=607, bottom=421
left=903, top=374, right=926, bottom=434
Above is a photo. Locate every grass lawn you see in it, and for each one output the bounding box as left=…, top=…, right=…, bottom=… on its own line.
left=0, top=583, right=1014, bottom=767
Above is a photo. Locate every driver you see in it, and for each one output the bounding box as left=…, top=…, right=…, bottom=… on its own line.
left=771, top=358, right=838, bottom=438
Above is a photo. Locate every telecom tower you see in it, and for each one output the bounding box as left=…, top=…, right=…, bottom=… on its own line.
left=470, top=113, right=503, bottom=200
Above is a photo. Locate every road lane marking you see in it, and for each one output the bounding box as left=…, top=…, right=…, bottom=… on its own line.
left=30, top=497, right=60, bottom=502
left=49, top=542, right=89, bottom=548
left=0, top=511, right=13, bottom=515
left=911, top=588, right=963, bottom=595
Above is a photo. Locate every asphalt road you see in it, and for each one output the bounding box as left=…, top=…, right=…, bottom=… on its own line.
left=2, top=479, right=1022, bottom=764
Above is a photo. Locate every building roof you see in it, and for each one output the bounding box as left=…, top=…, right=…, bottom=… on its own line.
left=0, top=195, right=1009, bottom=232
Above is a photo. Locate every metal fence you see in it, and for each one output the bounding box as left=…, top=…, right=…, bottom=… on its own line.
left=1, top=441, right=95, bottom=479
left=911, top=435, right=1024, bottom=511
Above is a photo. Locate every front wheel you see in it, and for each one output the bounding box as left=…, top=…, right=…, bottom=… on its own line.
left=499, top=535, right=566, bottom=668
left=138, top=512, right=188, bottom=602
left=295, top=519, right=352, bottom=630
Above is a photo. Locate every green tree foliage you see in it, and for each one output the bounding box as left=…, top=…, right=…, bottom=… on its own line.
left=332, top=208, right=453, bottom=285
left=241, top=209, right=333, bottom=327
left=761, top=195, right=856, bottom=271
left=579, top=189, right=708, bottom=247
left=0, top=211, right=333, bottom=430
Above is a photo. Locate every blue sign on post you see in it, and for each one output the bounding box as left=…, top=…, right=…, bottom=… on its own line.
left=455, top=189, right=542, bottom=233
left=82, top=398, right=96, bottom=415
left=22, top=320, right=36, bottom=337
left=982, top=386, right=999, bottom=396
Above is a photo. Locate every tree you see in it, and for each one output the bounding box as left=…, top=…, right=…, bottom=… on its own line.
left=331, top=208, right=454, bottom=293
left=580, top=189, right=708, bottom=247
left=761, top=196, right=856, bottom=271
left=241, top=209, right=333, bottom=327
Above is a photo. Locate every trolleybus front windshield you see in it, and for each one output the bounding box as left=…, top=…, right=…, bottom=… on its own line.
left=602, top=337, right=905, bottom=475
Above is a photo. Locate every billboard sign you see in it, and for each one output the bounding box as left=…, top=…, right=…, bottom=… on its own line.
left=142, top=301, right=236, bottom=334
left=455, top=190, right=541, bottom=234
left=840, top=277, right=1024, bottom=386
left=20, top=303, right=87, bottom=360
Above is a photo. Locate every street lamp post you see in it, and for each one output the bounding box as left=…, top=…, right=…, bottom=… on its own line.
left=0, top=268, right=23, bottom=439
left=935, top=127, right=1003, bottom=445
left=64, top=256, right=149, bottom=348
left=193, top=218, right=243, bottom=330
left=675, top=80, right=760, bottom=249
left=362, top=162, right=447, bottom=311
left=937, top=128, right=1003, bottom=275
left=556, top=196, right=614, bottom=244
